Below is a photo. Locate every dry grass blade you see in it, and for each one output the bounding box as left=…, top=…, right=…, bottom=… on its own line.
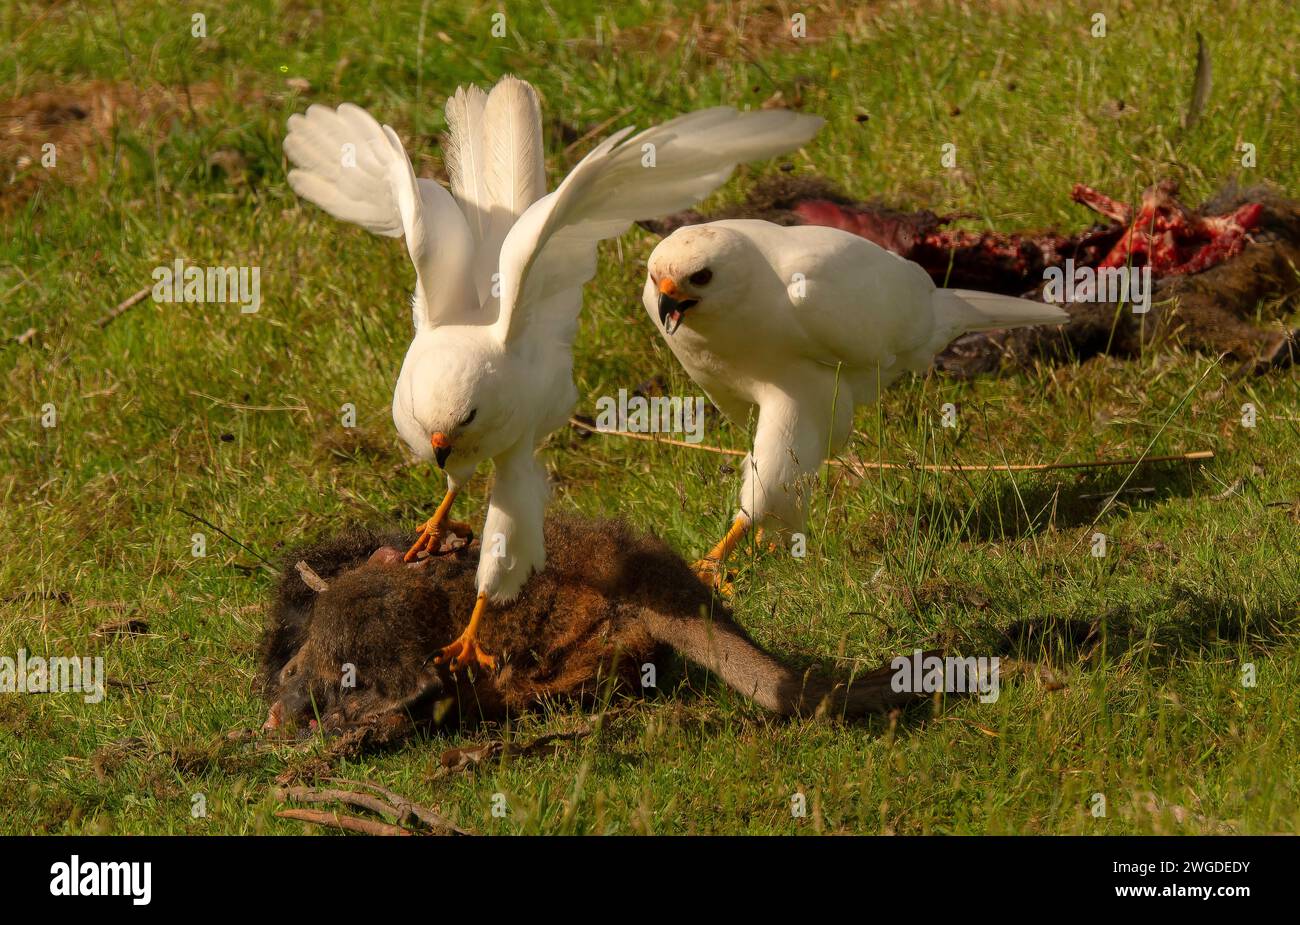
left=1183, top=32, right=1212, bottom=129
left=189, top=390, right=309, bottom=413
left=93, top=617, right=149, bottom=637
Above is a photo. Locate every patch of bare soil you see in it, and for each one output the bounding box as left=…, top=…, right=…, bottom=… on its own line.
left=579, top=1, right=868, bottom=59
left=1, top=79, right=245, bottom=214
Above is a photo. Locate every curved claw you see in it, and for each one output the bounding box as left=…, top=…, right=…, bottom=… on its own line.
left=434, top=593, right=497, bottom=673
left=692, top=557, right=735, bottom=597
left=403, top=524, right=439, bottom=563
left=692, top=516, right=750, bottom=595
left=404, top=518, right=473, bottom=562
left=404, top=489, right=465, bottom=562
left=435, top=632, right=497, bottom=673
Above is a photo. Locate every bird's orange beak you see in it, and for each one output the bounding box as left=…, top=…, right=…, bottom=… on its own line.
left=656, top=276, right=696, bottom=335
left=431, top=432, right=452, bottom=469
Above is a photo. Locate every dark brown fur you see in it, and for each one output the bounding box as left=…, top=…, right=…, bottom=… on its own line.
left=260, top=517, right=923, bottom=744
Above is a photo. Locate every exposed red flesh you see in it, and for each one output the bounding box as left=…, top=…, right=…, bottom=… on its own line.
left=789, top=180, right=1263, bottom=289
left=1071, top=181, right=1263, bottom=275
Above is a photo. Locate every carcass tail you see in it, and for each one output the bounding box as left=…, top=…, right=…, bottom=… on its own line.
left=637, top=607, right=929, bottom=717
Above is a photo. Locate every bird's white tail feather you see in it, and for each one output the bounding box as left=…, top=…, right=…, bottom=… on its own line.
left=444, top=85, right=491, bottom=244
left=483, top=77, right=546, bottom=235
left=479, top=77, right=546, bottom=302
left=933, top=288, right=1068, bottom=338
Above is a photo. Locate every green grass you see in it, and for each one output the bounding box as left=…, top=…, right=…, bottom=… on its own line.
left=2, top=0, right=1298, bottom=834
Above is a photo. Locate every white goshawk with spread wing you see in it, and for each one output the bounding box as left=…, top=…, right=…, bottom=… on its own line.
left=285, top=77, right=822, bottom=669
left=643, top=219, right=1069, bottom=584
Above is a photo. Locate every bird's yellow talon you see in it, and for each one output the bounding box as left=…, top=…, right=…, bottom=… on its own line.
left=435, top=593, right=496, bottom=672
left=692, top=557, right=736, bottom=596
left=436, top=633, right=497, bottom=672
left=404, top=489, right=464, bottom=562
left=693, top=516, right=750, bottom=595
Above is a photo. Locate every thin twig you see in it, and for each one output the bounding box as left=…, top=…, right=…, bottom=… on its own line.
left=562, top=107, right=635, bottom=157
left=1070, top=357, right=1222, bottom=552
left=569, top=417, right=1214, bottom=474
left=9, top=0, right=65, bottom=48
left=569, top=416, right=744, bottom=456
left=840, top=449, right=1214, bottom=474
left=177, top=507, right=278, bottom=572
left=97, top=287, right=150, bottom=328
left=327, top=778, right=469, bottom=835
left=274, top=786, right=399, bottom=822
left=275, top=807, right=411, bottom=836
left=106, top=677, right=158, bottom=689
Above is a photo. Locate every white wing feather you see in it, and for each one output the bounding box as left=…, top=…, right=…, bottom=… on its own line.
left=493, top=106, right=824, bottom=344
left=285, top=103, right=405, bottom=235
left=481, top=77, right=547, bottom=272
left=284, top=103, right=476, bottom=327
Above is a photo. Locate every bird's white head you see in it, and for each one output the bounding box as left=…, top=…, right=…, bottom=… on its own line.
left=392, top=329, right=517, bottom=484
left=644, top=224, right=754, bottom=335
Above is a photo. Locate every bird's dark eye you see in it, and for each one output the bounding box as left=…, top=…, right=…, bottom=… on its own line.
left=460, top=408, right=477, bottom=426
left=689, top=269, right=713, bottom=286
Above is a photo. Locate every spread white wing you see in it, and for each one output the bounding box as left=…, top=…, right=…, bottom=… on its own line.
left=492, top=106, right=824, bottom=345
left=284, top=103, right=477, bottom=327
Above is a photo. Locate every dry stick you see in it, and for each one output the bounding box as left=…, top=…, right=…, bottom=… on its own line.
left=177, top=508, right=279, bottom=573
left=842, top=448, right=1215, bottom=474
left=10, top=0, right=64, bottom=47
left=562, top=107, right=635, bottom=157
left=273, top=786, right=399, bottom=822
left=97, top=287, right=150, bottom=328
left=274, top=807, right=411, bottom=836
left=1071, top=358, right=1223, bottom=552
left=294, top=561, right=329, bottom=593
left=569, top=417, right=1214, bottom=474
left=327, top=778, right=469, bottom=835
left=570, top=416, right=744, bottom=456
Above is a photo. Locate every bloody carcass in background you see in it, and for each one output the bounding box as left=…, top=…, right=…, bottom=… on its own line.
left=644, top=175, right=1299, bottom=374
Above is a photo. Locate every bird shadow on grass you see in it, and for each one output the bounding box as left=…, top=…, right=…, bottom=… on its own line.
left=965, top=583, right=1300, bottom=670
left=906, top=463, right=1205, bottom=542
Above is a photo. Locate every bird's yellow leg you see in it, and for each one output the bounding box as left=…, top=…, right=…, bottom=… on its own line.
left=436, top=592, right=497, bottom=673
left=403, top=488, right=471, bottom=562
left=693, top=516, right=752, bottom=591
